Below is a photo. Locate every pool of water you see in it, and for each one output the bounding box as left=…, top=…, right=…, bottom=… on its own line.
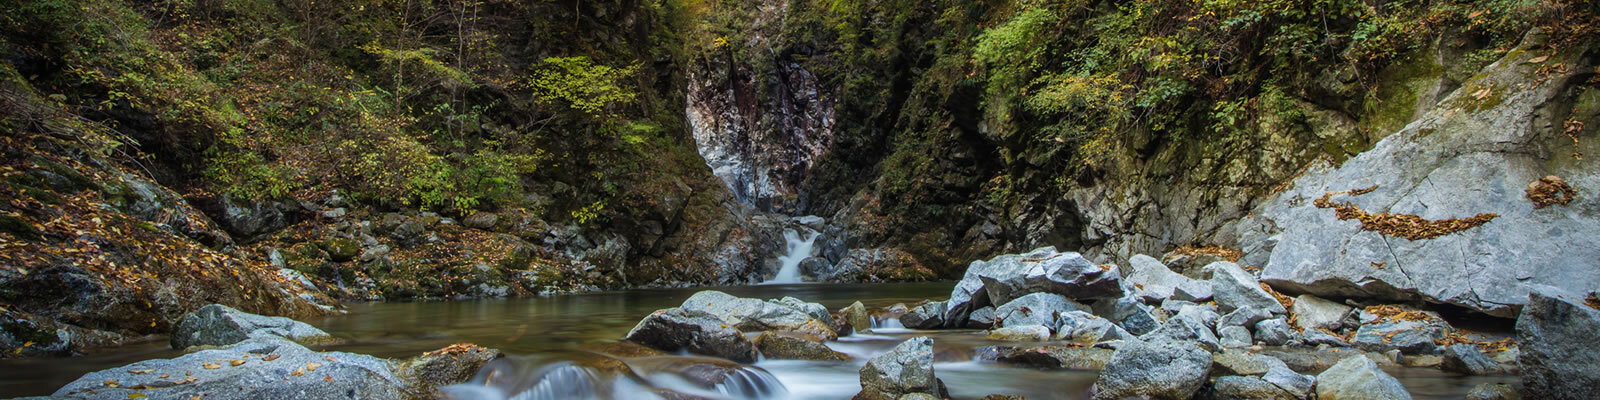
left=0, top=282, right=1517, bottom=398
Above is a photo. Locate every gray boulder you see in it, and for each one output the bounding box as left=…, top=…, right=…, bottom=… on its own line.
left=858, top=337, right=946, bottom=400
left=771, top=297, right=836, bottom=327
left=1293, top=295, right=1355, bottom=332
left=1127, top=255, right=1212, bottom=303
left=1218, top=306, right=1274, bottom=330
left=1315, top=356, right=1412, bottom=400
left=1352, top=322, right=1444, bottom=354
left=1213, top=351, right=1290, bottom=376
left=623, top=308, right=759, bottom=363
left=994, top=293, right=1089, bottom=329
left=1255, top=48, right=1600, bottom=318
left=970, top=247, right=1123, bottom=306
left=843, top=301, right=872, bottom=333
left=1465, top=383, right=1519, bottom=400
left=966, top=306, right=997, bottom=329
left=53, top=338, right=406, bottom=399
left=1517, top=286, right=1600, bottom=400
left=1441, top=344, right=1498, bottom=375
left=170, top=304, right=332, bottom=349
left=1302, top=329, right=1352, bottom=347
left=1144, top=306, right=1222, bottom=352
left=1091, top=338, right=1212, bottom=400
left=1094, top=295, right=1162, bottom=336
left=681, top=291, right=837, bottom=340
left=943, top=274, right=990, bottom=327
left=1263, top=365, right=1316, bottom=399
left=986, top=325, right=1051, bottom=342
left=1255, top=319, right=1294, bottom=346
left=1054, top=311, right=1130, bottom=344
left=899, top=301, right=946, bottom=330
left=1210, top=375, right=1299, bottom=400
left=1219, top=326, right=1253, bottom=348
left=1211, top=261, right=1287, bottom=314
left=752, top=331, right=850, bottom=361
left=975, top=345, right=1114, bottom=370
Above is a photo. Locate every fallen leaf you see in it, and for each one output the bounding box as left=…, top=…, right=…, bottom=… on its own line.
left=104, top=379, right=119, bottom=388
left=1529, top=55, right=1550, bottom=63
left=202, top=363, right=220, bottom=370
left=128, top=394, right=147, bottom=399
left=306, top=362, right=321, bottom=371
left=230, top=360, right=245, bottom=367
left=324, top=374, right=333, bottom=383
left=263, top=354, right=280, bottom=362
left=323, top=355, right=336, bottom=362
left=291, top=368, right=305, bottom=377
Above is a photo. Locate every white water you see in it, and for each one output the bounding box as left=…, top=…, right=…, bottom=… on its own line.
left=763, top=229, right=818, bottom=284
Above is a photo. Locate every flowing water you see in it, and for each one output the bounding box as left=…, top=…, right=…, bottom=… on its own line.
left=764, top=229, right=819, bottom=285
left=0, top=283, right=1515, bottom=398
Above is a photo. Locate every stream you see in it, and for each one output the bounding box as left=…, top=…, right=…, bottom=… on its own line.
left=0, top=283, right=1514, bottom=398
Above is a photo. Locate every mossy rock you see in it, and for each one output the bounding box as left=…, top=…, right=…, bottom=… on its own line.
left=319, top=237, right=361, bottom=262
left=0, top=215, right=41, bottom=241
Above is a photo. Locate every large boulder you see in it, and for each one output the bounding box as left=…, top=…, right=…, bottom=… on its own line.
left=943, top=274, right=991, bottom=327
left=1094, top=295, right=1162, bottom=336
left=1126, top=255, right=1212, bottom=302
left=53, top=338, right=408, bottom=399
left=968, top=247, right=1124, bottom=306
left=1211, top=261, right=1287, bottom=314
left=1292, top=295, right=1355, bottom=332
left=623, top=308, right=759, bottom=363
left=1255, top=47, right=1600, bottom=318
left=994, top=293, right=1089, bottom=329
left=680, top=291, right=837, bottom=340
left=1440, top=344, right=1499, bottom=375
left=1315, top=356, right=1412, bottom=400
left=170, top=304, right=332, bottom=349
left=1054, top=311, right=1130, bottom=344
left=899, top=301, right=946, bottom=329
left=1516, top=286, right=1600, bottom=400
left=1144, top=306, right=1222, bottom=352
left=1351, top=321, right=1445, bottom=354
left=1091, top=338, right=1212, bottom=400
left=986, top=325, right=1051, bottom=342
left=974, top=344, right=1114, bottom=370
left=857, top=336, right=946, bottom=400
left=843, top=301, right=872, bottom=333
left=752, top=331, right=850, bottom=361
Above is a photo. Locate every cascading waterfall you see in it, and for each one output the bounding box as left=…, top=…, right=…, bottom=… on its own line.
left=763, top=229, right=818, bottom=284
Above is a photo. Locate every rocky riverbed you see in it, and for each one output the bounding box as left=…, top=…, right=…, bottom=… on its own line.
left=23, top=247, right=1596, bottom=399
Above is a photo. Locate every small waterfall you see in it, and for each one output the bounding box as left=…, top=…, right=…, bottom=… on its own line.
left=763, top=229, right=818, bottom=284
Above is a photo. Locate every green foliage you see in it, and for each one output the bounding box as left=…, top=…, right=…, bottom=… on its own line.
left=528, top=57, right=640, bottom=115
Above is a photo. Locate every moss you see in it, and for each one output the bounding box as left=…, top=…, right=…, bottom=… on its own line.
left=1362, top=51, right=1445, bottom=137
left=0, top=215, right=41, bottom=241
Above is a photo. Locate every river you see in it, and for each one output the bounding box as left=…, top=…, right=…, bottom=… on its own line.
left=0, top=283, right=1514, bottom=398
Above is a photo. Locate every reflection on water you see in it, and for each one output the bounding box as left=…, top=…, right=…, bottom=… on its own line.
left=0, top=282, right=1519, bottom=399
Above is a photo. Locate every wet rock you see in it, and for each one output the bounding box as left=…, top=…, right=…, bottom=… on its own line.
left=1262, top=365, right=1315, bottom=399
left=772, top=297, right=836, bottom=327
left=970, top=247, right=1124, bottom=306
left=1352, top=321, right=1444, bottom=354
left=1210, top=375, right=1299, bottom=400
left=1213, top=351, right=1290, bottom=376
left=1127, top=255, right=1212, bottom=302
left=981, top=395, right=1028, bottom=400
left=1516, top=286, right=1600, bottom=400
left=212, top=197, right=297, bottom=239
left=995, top=293, right=1089, bottom=329
left=1465, top=383, right=1519, bottom=400
left=1400, top=354, right=1443, bottom=368
left=1255, top=319, right=1294, bottom=346
left=623, top=308, right=759, bottom=363
left=986, top=325, right=1051, bottom=342
left=1091, top=338, right=1212, bottom=400
left=967, top=306, right=997, bottom=329
left=1054, top=311, right=1129, bottom=344
left=1292, top=295, right=1354, bottom=331
left=396, top=343, right=502, bottom=393
left=974, top=345, right=1114, bottom=370
left=843, top=301, right=872, bottom=333
left=857, top=336, right=946, bottom=400
left=1210, top=261, right=1286, bottom=314
left=1440, top=344, right=1499, bottom=375
left=1315, top=356, right=1412, bottom=400
left=823, top=248, right=936, bottom=283
left=899, top=301, right=946, bottom=329
left=1219, top=326, right=1253, bottom=348
left=170, top=304, right=331, bottom=349
left=752, top=331, right=850, bottom=361
left=53, top=338, right=406, bottom=399
left=680, top=291, right=837, bottom=340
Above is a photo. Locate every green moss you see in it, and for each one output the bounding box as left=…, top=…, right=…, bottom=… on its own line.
left=1362, top=52, right=1445, bottom=137
left=0, top=215, right=41, bottom=241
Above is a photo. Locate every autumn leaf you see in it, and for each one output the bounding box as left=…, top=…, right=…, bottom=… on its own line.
left=263, top=354, right=280, bottom=361
left=230, top=360, right=245, bottom=366
left=128, top=394, right=147, bottom=399
left=324, top=374, right=333, bottom=383
left=1529, top=55, right=1550, bottom=64
left=323, top=355, right=336, bottom=362
left=291, top=368, right=305, bottom=377
left=306, top=362, right=321, bottom=371
left=202, top=362, right=220, bottom=370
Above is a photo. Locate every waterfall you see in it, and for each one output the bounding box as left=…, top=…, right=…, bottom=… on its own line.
left=763, top=229, right=818, bottom=284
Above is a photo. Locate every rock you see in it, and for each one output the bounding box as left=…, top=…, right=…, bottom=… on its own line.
left=53, top=338, right=406, bottom=399
left=578, top=341, right=668, bottom=358
left=791, top=215, right=826, bottom=231
left=1091, top=338, right=1212, bottom=400
left=1210, top=375, right=1299, bottom=400
left=212, top=197, right=296, bottom=239
left=1255, top=319, right=1294, bottom=346
left=843, top=301, right=872, bottom=333
left=1218, top=306, right=1274, bottom=330
left=753, top=331, right=850, bottom=361
left=772, top=297, right=836, bottom=327
left=359, top=244, right=391, bottom=263
left=170, top=304, right=332, bottom=349
left=943, top=273, right=990, bottom=327
left=822, top=248, right=936, bottom=283
left=857, top=337, right=945, bottom=400
left=970, top=247, right=1124, bottom=306
left=319, top=237, right=361, bottom=263
left=1400, top=354, right=1443, bottom=368
left=462, top=212, right=499, bottom=229
left=1516, top=286, right=1600, bottom=400
left=623, top=308, right=759, bottom=363
left=995, top=293, right=1089, bottom=329
left=1440, top=344, right=1498, bottom=375
left=1144, top=306, right=1222, bottom=352
left=1465, top=383, right=1520, bottom=400
left=1352, top=322, right=1444, bottom=354
left=680, top=291, right=837, bottom=340
left=1262, top=365, right=1316, bottom=399
left=1054, top=311, right=1129, bottom=344
left=899, top=301, right=946, bottom=329
left=966, top=306, right=997, bottom=329
left=1211, top=261, right=1286, bottom=314
left=389, top=219, right=428, bottom=245
left=396, top=343, right=502, bottom=392
left=1255, top=47, right=1600, bottom=318
left=1302, top=329, right=1351, bottom=347
left=1293, top=295, right=1355, bottom=331
left=1213, top=350, right=1290, bottom=376
left=986, top=325, right=1051, bottom=342
left=1126, top=255, right=1212, bottom=303
left=1220, top=326, right=1253, bottom=348
left=1094, top=295, right=1162, bottom=336
left=1315, top=356, right=1412, bottom=400
left=974, top=345, right=1113, bottom=370
left=981, top=395, right=1028, bottom=400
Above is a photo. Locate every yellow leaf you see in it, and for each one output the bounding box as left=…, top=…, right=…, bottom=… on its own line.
left=306, top=362, right=321, bottom=372
left=230, top=360, right=245, bottom=367
left=202, top=362, right=220, bottom=370
left=22, top=341, right=34, bottom=347
left=1529, top=55, right=1550, bottom=63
